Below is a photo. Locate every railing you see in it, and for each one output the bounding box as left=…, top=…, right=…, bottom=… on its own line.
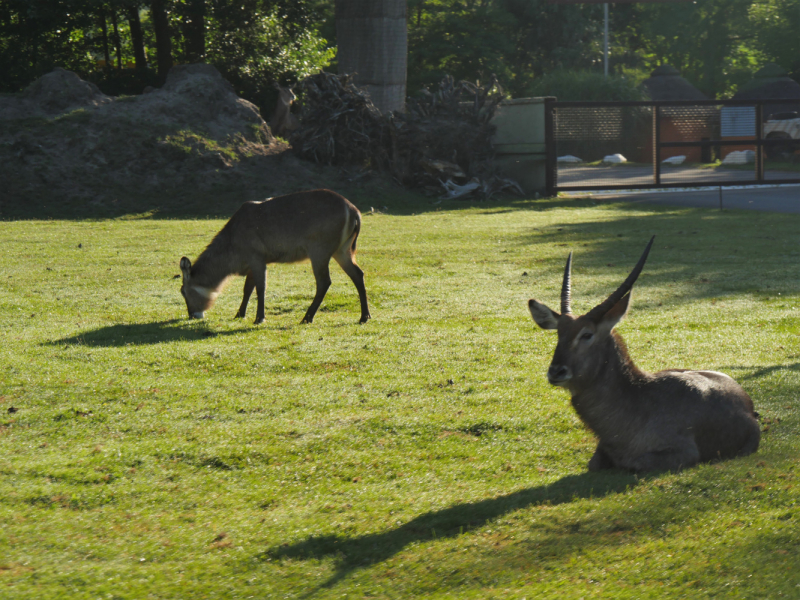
left=545, top=98, right=800, bottom=195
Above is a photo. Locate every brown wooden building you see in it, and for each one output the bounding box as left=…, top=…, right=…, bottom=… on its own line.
left=640, top=65, right=716, bottom=164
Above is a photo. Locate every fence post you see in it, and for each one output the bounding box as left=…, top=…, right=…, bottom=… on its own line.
left=544, top=96, right=556, bottom=197
left=756, top=102, right=764, bottom=182
left=653, top=105, right=661, bottom=186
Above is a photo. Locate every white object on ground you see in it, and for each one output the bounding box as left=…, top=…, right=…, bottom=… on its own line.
left=557, top=155, right=583, bottom=163
left=439, top=177, right=480, bottom=199
left=662, top=155, right=686, bottom=165
left=603, top=154, right=627, bottom=163
left=722, top=150, right=755, bottom=165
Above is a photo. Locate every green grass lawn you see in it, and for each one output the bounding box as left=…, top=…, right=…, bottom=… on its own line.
left=1, top=192, right=799, bottom=599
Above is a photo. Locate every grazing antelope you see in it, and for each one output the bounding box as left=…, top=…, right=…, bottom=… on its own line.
left=528, top=237, right=760, bottom=473
left=179, top=189, right=371, bottom=325
left=269, top=83, right=299, bottom=139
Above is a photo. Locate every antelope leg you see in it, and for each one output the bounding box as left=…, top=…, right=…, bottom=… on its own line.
left=301, top=259, right=331, bottom=324
left=588, top=445, right=615, bottom=471
left=235, top=271, right=256, bottom=318
left=251, top=266, right=267, bottom=324
left=622, top=443, right=700, bottom=473
left=333, top=251, right=370, bottom=324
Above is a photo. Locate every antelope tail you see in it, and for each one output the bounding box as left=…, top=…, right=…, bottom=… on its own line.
left=350, top=213, right=361, bottom=254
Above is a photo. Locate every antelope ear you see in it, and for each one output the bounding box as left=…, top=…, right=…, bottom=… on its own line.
left=180, top=257, right=192, bottom=279
left=528, top=299, right=560, bottom=330
left=597, top=291, right=632, bottom=333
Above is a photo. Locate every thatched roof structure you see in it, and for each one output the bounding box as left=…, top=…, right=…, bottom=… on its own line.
left=732, top=63, right=800, bottom=101
left=732, top=64, right=800, bottom=120
left=641, top=65, right=709, bottom=101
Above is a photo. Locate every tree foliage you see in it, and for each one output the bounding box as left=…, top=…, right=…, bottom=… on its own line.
left=2, top=0, right=799, bottom=108
left=526, top=70, right=645, bottom=102
left=611, top=0, right=759, bottom=98
left=0, top=0, right=98, bottom=93
left=407, top=0, right=604, bottom=98
left=0, top=0, right=334, bottom=115
left=749, top=0, right=800, bottom=82
left=402, top=0, right=799, bottom=100
left=202, top=0, right=334, bottom=114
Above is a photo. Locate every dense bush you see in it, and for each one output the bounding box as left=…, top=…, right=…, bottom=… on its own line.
left=524, top=70, right=647, bottom=102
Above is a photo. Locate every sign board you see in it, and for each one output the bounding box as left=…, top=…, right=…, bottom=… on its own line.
left=720, top=107, right=756, bottom=137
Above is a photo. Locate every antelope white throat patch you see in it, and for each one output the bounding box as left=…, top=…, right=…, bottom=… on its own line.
left=192, top=286, right=219, bottom=300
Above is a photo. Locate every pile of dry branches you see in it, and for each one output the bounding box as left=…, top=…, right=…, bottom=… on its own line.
left=289, top=72, right=521, bottom=199
left=289, top=72, right=388, bottom=168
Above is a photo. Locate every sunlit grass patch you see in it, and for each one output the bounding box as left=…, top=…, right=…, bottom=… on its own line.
left=1, top=195, right=799, bottom=598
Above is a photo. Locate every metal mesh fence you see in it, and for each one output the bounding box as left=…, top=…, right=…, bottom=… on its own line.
left=550, top=99, right=800, bottom=191
left=554, top=105, right=651, bottom=188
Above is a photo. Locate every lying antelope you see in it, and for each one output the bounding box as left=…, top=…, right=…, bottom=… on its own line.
left=528, top=237, right=760, bottom=472
left=179, top=189, right=370, bottom=325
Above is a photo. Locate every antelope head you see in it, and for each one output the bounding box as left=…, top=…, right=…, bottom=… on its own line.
left=528, top=237, right=655, bottom=390
left=179, top=256, right=217, bottom=319
left=273, top=82, right=296, bottom=106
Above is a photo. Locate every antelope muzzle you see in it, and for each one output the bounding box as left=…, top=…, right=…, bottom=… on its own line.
left=547, top=363, right=572, bottom=386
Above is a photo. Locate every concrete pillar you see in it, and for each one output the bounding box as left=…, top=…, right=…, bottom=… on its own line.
left=335, top=0, right=407, bottom=113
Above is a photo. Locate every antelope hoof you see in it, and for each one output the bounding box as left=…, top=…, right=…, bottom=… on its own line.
left=359, top=314, right=371, bottom=324
left=301, top=317, right=313, bottom=325
left=253, top=317, right=265, bottom=325
left=234, top=311, right=245, bottom=319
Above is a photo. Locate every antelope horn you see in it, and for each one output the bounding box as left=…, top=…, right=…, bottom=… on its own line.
left=561, top=251, right=573, bottom=314
left=586, top=236, right=655, bottom=321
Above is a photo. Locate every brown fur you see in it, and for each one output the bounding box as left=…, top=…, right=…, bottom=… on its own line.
left=269, top=84, right=299, bottom=139
left=179, top=189, right=370, bottom=325
left=529, top=246, right=760, bottom=473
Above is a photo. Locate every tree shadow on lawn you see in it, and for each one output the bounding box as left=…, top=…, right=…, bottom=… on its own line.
left=730, top=362, right=800, bottom=381
left=260, top=470, right=640, bottom=596
left=515, top=203, right=800, bottom=308
left=48, top=319, right=255, bottom=347
left=2, top=177, right=592, bottom=221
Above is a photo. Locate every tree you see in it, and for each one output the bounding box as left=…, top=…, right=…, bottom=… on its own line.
left=202, top=0, right=334, bottom=113
left=611, top=0, right=758, bottom=98
left=181, top=0, right=204, bottom=62
left=405, top=0, right=603, bottom=98
left=126, top=2, right=147, bottom=71
left=150, top=0, right=173, bottom=84
left=749, top=0, right=800, bottom=81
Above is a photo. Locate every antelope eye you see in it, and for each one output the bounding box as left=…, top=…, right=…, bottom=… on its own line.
left=580, top=331, right=594, bottom=341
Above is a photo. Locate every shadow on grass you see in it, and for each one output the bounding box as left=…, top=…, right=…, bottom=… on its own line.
left=515, top=201, right=800, bottom=308
left=1, top=168, right=591, bottom=221
left=260, top=471, right=639, bottom=596
left=48, top=319, right=254, bottom=347
left=729, top=362, right=800, bottom=381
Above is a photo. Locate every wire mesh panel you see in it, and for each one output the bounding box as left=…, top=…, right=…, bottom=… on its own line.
left=554, top=104, right=652, bottom=189
left=659, top=103, right=758, bottom=186
left=762, top=99, right=800, bottom=182
left=548, top=99, right=800, bottom=192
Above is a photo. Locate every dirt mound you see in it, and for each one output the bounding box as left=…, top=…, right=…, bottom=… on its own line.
left=0, top=68, right=112, bottom=120
left=123, top=64, right=271, bottom=142
left=25, top=67, right=112, bottom=114
left=1, top=64, right=343, bottom=214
